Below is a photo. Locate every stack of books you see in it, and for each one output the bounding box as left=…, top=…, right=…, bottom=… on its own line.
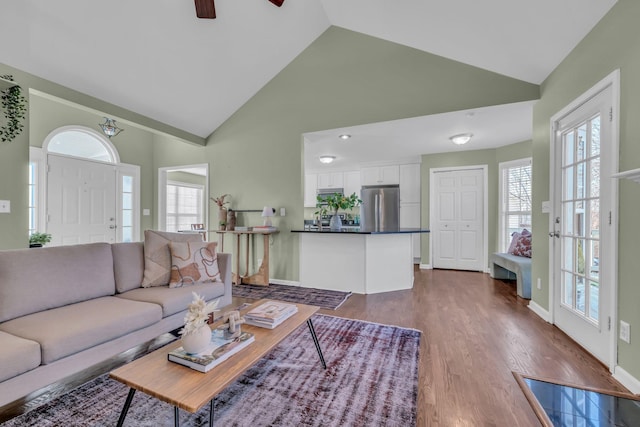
left=244, top=301, right=298, bottom=329
left=168, top=329, right=254, bottom=373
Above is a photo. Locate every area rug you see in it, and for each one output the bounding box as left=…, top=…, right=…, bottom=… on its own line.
left=232, top=283, right=351, bottom=310
left=513, top=372, right=640, bottom=426
left=3, top=315, right=420, bottom=426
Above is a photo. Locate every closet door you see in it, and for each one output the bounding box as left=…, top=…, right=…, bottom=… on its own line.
left=432, top=168, right=485, bottom=271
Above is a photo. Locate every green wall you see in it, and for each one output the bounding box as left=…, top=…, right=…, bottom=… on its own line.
left=203, top=26, right=539, bottom=281
left=420, top=140, right=532, bottom=264
left=531, top=0, right=640, bottom=379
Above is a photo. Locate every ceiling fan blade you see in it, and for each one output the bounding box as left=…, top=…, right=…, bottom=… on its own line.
left=268, top=0, right=285, bottom=7
left=194, top=0, right=216, bottom=19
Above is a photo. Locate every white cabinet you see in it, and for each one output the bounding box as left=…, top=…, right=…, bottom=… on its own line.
left=343, top=171, right=361, bottom=197
left=400, top=163, right=421, bottom=203
left=361, top=165, right=400, bottom=185
left=304, top=173, right=318, bottom=207
left=400, top=203, right=421, bottom=261
left=317, top=172, right=344, bottom=189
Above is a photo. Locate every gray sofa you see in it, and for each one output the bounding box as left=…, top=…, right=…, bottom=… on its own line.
left=0, top=239, right=232, bottom=407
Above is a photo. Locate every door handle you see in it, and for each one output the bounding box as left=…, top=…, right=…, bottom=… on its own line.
left=549, top=231, right=559, bottom=238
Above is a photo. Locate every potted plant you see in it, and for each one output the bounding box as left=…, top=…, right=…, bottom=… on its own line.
left=29, top=232, right=52, bottom=248
left=211, top=194, right=230, bottom=230
left=317, top=192, right=362, bottom=231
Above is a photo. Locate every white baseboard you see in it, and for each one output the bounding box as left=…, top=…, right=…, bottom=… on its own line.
left=269, top=278, right=301, bottom=287
left=614, top=365, right=640, bottom=394
left=528, top=301, right=551, bottom=323
left=419, top=263, right=432, bottom=270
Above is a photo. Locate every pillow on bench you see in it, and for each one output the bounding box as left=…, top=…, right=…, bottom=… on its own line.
left=508, top=229, right=532, bottom=258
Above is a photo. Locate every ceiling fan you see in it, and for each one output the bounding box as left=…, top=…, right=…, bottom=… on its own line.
left=194, top=0, right=284, bottom=19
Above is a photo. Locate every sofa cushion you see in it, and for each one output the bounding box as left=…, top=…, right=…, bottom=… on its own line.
left=169, top=241, right=222, bottom=288
left=112, top=242, right=145, bottom=293
left=142, top=230, right=204, bottom=288
left=117, top=282, right=225, bottom=318
left=0, top=243, right=115, bottom=323
left=0, top=297, right=162, bottom=364
left=0, top=331, right=41, bottom=382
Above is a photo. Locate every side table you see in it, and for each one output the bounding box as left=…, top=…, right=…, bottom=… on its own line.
left=213, top=229, right=278, bottom=286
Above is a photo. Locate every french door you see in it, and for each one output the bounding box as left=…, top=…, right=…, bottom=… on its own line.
left=551, top=81, right=616, bottom=367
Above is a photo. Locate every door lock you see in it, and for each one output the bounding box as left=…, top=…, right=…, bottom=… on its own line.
left=549, top=231, right=559, bottom=238
left=109, top=225, right=117, bottom=229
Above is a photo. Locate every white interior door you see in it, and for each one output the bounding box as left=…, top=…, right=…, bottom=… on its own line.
left=432, top=168, right=485, bottom=271
left=47, top=154, right=117, bottom=246
left=551, top=84, right=615, bottom=366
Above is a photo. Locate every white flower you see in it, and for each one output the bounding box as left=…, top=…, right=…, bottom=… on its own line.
left=179, top=292, right=219, bottom=336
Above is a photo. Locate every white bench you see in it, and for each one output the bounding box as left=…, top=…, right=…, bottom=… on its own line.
left=489, top=253, right=532, bottom=299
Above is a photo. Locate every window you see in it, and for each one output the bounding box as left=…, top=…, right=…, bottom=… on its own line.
left=28, top=161, right=37, bottom=235
left=166, top=182, right=204, bottom=232
left=499, top=158, right=532, bottom=251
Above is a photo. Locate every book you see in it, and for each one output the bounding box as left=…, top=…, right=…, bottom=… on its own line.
left=252, top=226, right=278, bottom=232
left=168, top=329, right=254, bottom=373
left=245, top=301, right=298, bottom=327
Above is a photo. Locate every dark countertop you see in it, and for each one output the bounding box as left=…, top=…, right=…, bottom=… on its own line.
left=291, top=228, right=430, bottom=235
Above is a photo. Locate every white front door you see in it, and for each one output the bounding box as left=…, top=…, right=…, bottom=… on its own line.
left=47, top=154, right=117, bottom=245
left=432, top=168, right=485, bottom=271
left=551, top=83, right=615, bottom=366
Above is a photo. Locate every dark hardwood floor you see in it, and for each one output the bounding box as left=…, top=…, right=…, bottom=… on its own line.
left=0, top=268, right=630, bottom=425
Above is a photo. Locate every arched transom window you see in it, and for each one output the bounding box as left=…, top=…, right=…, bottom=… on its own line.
left=45, top=126, right=119, bottom=163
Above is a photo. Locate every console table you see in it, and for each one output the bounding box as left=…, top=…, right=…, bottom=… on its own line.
left=214, top=229, right=278, bottom=286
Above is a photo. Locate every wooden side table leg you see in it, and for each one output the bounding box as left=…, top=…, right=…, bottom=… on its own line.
left=234, top=233, right=241, bottom=285
left=243, top=233, right=270, bottom=286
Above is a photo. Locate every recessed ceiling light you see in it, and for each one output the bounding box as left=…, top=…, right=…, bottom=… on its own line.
left=338, top=134, right=351, bottom=140
left=450, top=133, right=473, bottom=145
left=319, top=155, right=336, bottom=164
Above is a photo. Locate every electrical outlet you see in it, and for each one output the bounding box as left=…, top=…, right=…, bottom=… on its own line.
left=0, top=200, right=10, bottom=213
left=280, top=207, right=286, bottom=216
left=620, top=321, right=631, bottom=343
left=537, top=278, right=542, bottom=290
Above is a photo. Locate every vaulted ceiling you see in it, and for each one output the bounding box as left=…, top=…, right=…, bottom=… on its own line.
left=0, top=0, right=617, bottom=139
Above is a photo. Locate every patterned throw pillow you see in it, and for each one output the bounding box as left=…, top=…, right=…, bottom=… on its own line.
left=169, top=241, right=222, bottom=288
left=141, top=230, right=204, bottom=287
left=507, top=231, right=521, bottom=254
left=510, top=228, right=532, bottom=258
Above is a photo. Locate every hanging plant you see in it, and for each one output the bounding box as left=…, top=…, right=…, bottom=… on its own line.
left=0, top=75, right=27, bottom=143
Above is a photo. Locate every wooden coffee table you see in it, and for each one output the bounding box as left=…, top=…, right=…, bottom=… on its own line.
left=110, top=300, right=326, bottom=427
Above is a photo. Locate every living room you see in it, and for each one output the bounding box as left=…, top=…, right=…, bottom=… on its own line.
left=2, top=0, right=640, bottom=424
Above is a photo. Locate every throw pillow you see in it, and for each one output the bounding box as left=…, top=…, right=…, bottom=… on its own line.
left=511, top=229, right=532, bottom=258
left=507, top=231, right=521, bottom=254
left=169, top=241, right=222, bottom=288
left=141, top=230, right=204, bottom=287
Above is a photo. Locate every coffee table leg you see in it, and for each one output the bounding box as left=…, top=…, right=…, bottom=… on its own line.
left=306, top=319, right=327, bottom=369
left=174, top=406, right=180, bottom=427
left=116, top=388, right=136, bottom=427
left=209, top=399, right=215, bottom=426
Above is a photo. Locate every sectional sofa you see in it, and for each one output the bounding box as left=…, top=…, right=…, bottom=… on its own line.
left=0, top=232, right=231, bottom=407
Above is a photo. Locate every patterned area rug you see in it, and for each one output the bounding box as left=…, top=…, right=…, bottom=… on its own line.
left=232, top=283, right=351, bottom=310
left=4, top=315, right=420, bottom=427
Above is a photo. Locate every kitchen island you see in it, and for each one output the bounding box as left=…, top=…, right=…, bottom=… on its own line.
left=292, top=228, right=429, bottom=294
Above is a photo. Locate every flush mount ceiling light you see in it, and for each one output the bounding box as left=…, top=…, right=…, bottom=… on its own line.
left=98, top=117, right=124, bottom=138
left=450, top=133, right=473, bottom=145
left=319, top=155, right=336, bottom=164
left=338, top=134, right=351, bottom=140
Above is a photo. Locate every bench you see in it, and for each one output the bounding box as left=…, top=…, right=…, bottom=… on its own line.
left=490, top=253, right=531, bottom=299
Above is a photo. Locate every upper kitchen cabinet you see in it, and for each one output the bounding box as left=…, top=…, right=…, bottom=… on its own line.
left=317, top=172, right=344, bottom=189
left=344, top=171, right=361, bottom=197
left=304, top=173, right=318, bottom=207
left=361, top=165, right=400, bottom=186
left=400, top=163, right=421, bottom=203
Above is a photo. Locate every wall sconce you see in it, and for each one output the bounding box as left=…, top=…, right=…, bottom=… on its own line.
left=99, top=117, right=124, bottom=138
left=261, top=206, right=275, bottom=226
left=449, top=133, right=473, bottom=145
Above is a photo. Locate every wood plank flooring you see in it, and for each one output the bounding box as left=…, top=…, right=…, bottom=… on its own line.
left=0, top=268, right=630, bottom=425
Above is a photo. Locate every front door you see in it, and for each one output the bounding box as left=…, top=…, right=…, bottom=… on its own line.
left=551, top=84, right=614, bottom=366
left=432, top=167, right=485, bottom=271
left=47, top=154, right=117, bottom=246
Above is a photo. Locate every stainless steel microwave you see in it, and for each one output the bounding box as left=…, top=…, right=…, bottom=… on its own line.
left=316, top=188, right=344, bottom=206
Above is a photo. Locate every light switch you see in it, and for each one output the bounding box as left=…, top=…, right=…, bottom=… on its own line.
left=280, top=207, right=286, bottom=216
left=143, top=209, right=150, bottom=216
left=541, top=201, right=551, bottom=213
left=0, top=200, right=10, bottom=213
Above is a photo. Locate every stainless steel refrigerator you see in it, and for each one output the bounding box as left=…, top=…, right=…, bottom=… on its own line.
left=359, top=185, right=400, bottom=232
